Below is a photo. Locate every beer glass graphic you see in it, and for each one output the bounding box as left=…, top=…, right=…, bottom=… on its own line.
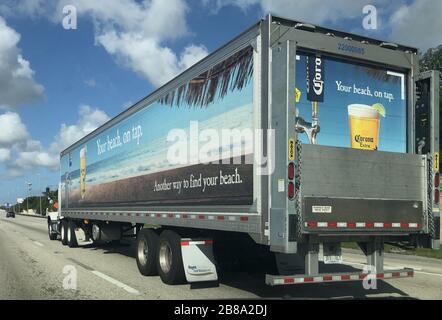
left=348, top=104, right=381, bottom=151
left=80, top=147, right=87, bottom=199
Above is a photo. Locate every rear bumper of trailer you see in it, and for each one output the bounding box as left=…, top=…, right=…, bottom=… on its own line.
left=265, top=268, right=414, bottom=286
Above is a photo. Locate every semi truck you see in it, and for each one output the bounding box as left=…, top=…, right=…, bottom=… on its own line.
left=48, top=14, right=440, bottom=286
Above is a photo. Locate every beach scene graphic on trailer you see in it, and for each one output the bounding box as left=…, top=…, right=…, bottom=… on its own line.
left=61, top=47, right=255, bottom=207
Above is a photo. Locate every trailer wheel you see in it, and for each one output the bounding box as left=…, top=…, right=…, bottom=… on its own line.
left=157, top=230, right=186, bottom=285
left=48, top=221, right=57, bottom=241
left=61, top=220, right=68, bottom=245
left=136, top=229, right=159, bottom=276
left=67, top=220, right=78, bottom=248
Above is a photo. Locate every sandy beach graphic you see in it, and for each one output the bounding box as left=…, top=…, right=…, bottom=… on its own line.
left=63, top=46, right=255, bottom=208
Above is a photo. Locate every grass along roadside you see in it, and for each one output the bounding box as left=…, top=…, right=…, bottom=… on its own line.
left=342, top=242, right=442, bottom=260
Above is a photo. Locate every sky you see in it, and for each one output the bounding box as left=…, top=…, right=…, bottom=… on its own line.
left=0, top=0, right=441, bottom=205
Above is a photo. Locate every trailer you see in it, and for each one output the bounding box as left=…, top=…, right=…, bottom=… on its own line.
left=48, top=14, right=440, bottom=286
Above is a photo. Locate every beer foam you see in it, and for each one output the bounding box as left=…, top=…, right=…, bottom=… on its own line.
left=348, top=104, right=380, bottom=119
left=80, top=147, right=87, bottom=157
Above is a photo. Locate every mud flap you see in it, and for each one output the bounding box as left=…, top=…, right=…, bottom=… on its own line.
left=181, top=239, right=218, bottom=283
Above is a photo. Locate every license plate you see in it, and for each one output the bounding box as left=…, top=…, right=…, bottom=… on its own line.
left=322, top=244, right=342, bottom=264
left=323, top=255, right=343, bottom=264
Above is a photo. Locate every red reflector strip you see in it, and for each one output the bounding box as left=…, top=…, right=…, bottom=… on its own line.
left=307, top=221, right=318, bottom=228
left=217, top=216, right=225, bottom=220
left=205, top=240, right=213, bottom=246
left=198, top=215, right=205, bottom=220
left=328, top=221, right=337, bottom=228
left=268, top=269, right=413, bottom=286
left=240, top=216, right=249, bottom=222
left=180, top=241, right=189, bottom=246
left=182, top=214, right=189, bottom=219
left=305, top=221, right=421, bottom=229
left=168, top=214, right=173, bottom=218
left=156, top=213, right=161, bottom=218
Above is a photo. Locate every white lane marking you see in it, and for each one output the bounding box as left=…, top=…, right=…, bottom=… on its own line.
left=92, top=271, right=139, bottom=295
left=33, top=241, right=44, bottom=247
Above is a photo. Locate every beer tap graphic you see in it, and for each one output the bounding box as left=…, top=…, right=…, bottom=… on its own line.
left=295, top=55, right=323, bottom=144
left=295, top=101, right=320, bottom=144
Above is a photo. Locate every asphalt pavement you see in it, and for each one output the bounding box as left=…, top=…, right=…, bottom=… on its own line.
left=0, top=213, right=441, bottom=300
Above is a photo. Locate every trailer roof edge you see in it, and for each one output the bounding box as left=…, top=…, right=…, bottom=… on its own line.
left=270, top=14, right=418, bottom=54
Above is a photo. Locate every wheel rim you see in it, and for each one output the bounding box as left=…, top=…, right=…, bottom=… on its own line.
left=67, top=225, right=71, bottom=242
left=92, top=224, right=100, bottom=241
left=159, top=242, right=172, bottom=274
left=61, top=225, right=65, bottom=241
left=138, top=239, right=148, bottom=266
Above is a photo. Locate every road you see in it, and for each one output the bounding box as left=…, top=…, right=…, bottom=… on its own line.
left=0, top=214, right=441, bottom=300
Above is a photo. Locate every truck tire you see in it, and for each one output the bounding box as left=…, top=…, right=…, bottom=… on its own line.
left=67, top=220, right=78, bottom=248
left=136, top=229, right=159, bottom=276
left=48, top=221, right=58, bottom=241
left=61, top=220, right=68, bottom=246
left=157, top=230, right=186, bottom=285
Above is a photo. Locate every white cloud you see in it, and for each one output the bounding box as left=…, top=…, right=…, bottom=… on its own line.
left=205, top=0, right=373, bottom=24
left=0, top=105, right=110, bottom=173
left=0, top=112, right=30, bottom=145
left=1, top=0, right=209, bottom=88
left=97, top=31, right=208, bottom=86
left=205, top=0, right=441, bottom=50
left=179, top=45, right=209, bottom=71
left=15, top=147, right=58, bottom=170
left=55, top=0, right=209, bottom=87
left=0, top=16, right=44, bottom=110
left=389, top=0, right=442, bottom=50
left=49, top=104, right=110, bottom=156
left=0, top=148, right=11, bottom=162
left=0, top=112, right=55, bottom=170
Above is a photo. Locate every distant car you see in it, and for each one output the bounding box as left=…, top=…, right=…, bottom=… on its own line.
left=6, top=211, right=15, bottom=218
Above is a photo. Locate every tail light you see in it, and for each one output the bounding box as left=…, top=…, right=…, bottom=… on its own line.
left=435, top=173, right=440, bottom=188
left=435, top=189, right=440, bottom=205
left=288, top=162, right=295, bottom=180
left=288, top=182, right=295, bottom=199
